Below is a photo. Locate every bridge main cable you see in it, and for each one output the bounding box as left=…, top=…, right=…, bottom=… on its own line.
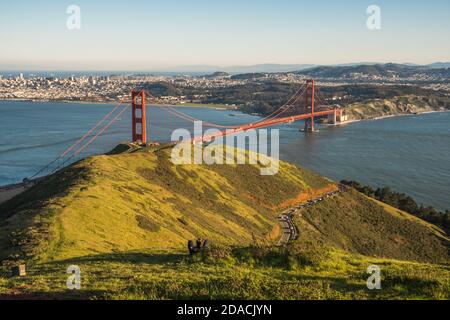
left=49, top=99, right=133, bottom=174
left=146, top=84, right=307, bottom=129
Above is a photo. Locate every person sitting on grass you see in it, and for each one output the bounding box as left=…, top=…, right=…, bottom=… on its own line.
left=188, top=238, right=210, bottom=255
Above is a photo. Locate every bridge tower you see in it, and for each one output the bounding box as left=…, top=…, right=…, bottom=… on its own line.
left=131, top=90, right=147, bottom=144
left=304, top=79, right=315, bottom=132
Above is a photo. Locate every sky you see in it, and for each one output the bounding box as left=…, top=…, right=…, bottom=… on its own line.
left=0, top=0, right=449, bottom=71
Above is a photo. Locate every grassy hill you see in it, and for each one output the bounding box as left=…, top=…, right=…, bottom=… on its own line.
left=345, top=95, right=449, bottom=120
left=0, top=144, right=332, bottom=263
left=295, top=190, right=449, bottom=264
left=0, top=144, right=448, bottom=299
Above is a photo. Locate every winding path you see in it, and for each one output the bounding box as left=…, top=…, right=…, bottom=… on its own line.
left=277, top=184, right=348, bottom=246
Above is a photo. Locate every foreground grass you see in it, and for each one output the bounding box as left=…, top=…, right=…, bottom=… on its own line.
left=0, top=144, right=448, bottom=300
left=0, top=246, right=448, bottom=300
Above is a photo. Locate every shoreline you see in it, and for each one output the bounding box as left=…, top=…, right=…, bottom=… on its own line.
left=1, top=107, right=449, bottom=210
left=322, top=110, right=449, bottom=127
left=0, top=98, right=237, bottom=110
left=353, top=109, right=450, bottom=123
left=2, top=98, right=447, bottom=119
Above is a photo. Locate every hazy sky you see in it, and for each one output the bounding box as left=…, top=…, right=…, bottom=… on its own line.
left=1, top=0, right=449, bottom=70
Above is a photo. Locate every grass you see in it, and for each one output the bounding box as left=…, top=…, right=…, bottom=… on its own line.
left=295, top=190, right=449, bottom=264
left=0, top=145, right=335, bottom=264
left=0, top=144, right=448, bottom=300
left=0, top=245, right=448, bottom=300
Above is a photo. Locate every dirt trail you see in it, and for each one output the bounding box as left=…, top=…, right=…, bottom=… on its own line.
left=277, top=184, right=348, bottom=245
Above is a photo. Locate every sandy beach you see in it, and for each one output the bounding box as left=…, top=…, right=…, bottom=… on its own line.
left=0, top=185, right=28, bottom=204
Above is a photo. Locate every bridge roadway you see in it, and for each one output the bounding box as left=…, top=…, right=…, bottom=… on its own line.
left=192, top=109, right=339, bottom=144
left=277, top=184, right=348, bottom=246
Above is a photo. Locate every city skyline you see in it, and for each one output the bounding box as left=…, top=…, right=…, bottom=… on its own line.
left=1, top=0, right=450, bottom=71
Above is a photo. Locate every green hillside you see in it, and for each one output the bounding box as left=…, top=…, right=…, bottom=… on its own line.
left=0, top=144, right=448, bottom=299
left=0, top=144, right=333, bottom=263
left=295, top=190, right=449, bottom=264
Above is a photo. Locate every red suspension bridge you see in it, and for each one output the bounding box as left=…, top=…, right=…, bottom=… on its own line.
left=27, top=79, right=345, bottom=181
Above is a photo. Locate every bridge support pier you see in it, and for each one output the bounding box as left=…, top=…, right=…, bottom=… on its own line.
left=131, top=90, right=147, bottom=144
left=328, top=109, right=344, bottom=124
left=336, top=109, right=343, bottom=123
left=304, top=119, right=315, bottom=132
left=304, top=79, right=316, bottom=132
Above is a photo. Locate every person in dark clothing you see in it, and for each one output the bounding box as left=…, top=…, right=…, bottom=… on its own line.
left=188, top=238, right=210, bottom=255
left=188, top=240, right=196, bottom=255
left=196, top=238, right=203, bottom=250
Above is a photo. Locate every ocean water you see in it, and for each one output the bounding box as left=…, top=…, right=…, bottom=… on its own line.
left=0, top=101, right=449, bottom=210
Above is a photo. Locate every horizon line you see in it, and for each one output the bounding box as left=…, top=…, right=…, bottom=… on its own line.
left=1, top=61, right=449, bottom=74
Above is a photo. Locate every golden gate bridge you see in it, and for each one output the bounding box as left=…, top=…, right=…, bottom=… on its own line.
left=28, top=79, right=345, bottom=180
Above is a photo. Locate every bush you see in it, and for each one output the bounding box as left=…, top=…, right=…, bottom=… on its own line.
left=191, top=243, right=333, bottom=270
left=341, top=180, right=450, bottom=234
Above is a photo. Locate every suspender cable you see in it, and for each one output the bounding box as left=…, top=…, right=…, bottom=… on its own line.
left=29, top=98, right=130, bottom=179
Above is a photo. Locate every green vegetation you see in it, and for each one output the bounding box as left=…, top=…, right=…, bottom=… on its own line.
left=341, top=180, right=450, bottom=235
left=140, top=82, right=181, bottom=97
left=145, top=81, right=299, bottom=114
left=324, top=84, right=434, bottom=98
left=0, top=245, right=448, bottom=300
left=0, top=145, right=448, bottom=299
left=0, top=145, right=332, bottom=264
left=295, top=189, right=448, bottom=264
left=207, top=71, right=230, bottom=78
left=230, top=73, right=267, bottom=80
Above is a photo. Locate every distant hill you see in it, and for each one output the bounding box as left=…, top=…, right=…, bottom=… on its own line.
left=206, top=71, right=230, bottom=78
left=147, top=62, right=450, bottom=75
left=224, top=64, right=315, bottom=74
left=230, top=73, right=268, bottom=80
left=296, top=63, right=427, bottom=78
left=139, top=81, right=181, bottom=96
left=428, top=62, right=450, bottom=69
left=163, top=64, right=316, bottom=74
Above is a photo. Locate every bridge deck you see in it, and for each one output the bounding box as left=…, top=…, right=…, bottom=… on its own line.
left=193, top=109, right=338, bottom=143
